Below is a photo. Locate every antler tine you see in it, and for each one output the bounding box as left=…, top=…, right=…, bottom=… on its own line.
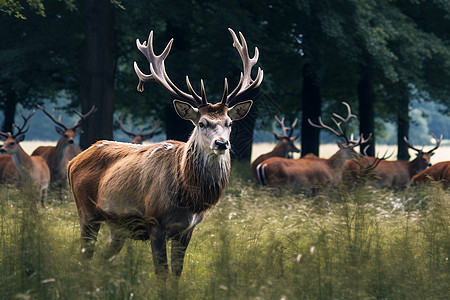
left=116, top=116, right=137, bottom=138
left=135, top=31, right=203, bottom=107
left=37, top=105, right=68, bottom=130
left=308, top=117, right=341, bottom=137
left=403, top=136, right=423, bottom=153
left=275, top=116, right=289, bottom=136
left=73, top=105, right=97, bottom=130
left=13, top=111, right=35, bottom=137
left=223, top=28, right=264, bottom=106
left=141, top=118, right=161, bottom=140
left=427, top=133, right=443, bottom=153
left=0, top=131, right=11, bottom=140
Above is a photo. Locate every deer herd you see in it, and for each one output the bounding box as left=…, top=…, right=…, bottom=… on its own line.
left=0, top=29, right=448, bottom=278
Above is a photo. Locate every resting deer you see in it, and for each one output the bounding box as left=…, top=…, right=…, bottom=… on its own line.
left=343, top=134, right=442, bottom=188
left=412, top=160, right=450, bottom=188
left=256, top=102, right=369, bottom=190
left=32, top=105, right=96, bottom=198
left=251, top=116, right=300, bottom=180
left=68, top=29, right=263, bottom=278
left=0, top=112, right=50, bottom=206
left=116, top=116, right=160, bottom=144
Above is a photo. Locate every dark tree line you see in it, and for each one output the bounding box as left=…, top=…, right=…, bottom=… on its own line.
left=1, top=0, right=449, bottom=162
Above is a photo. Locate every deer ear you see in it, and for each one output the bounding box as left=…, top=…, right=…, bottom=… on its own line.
left=273, top=132, right=282, bottom=140
left=55, top=126, right=65, bottom=135
left=173, top=100, right=199, bottom=122
left=16, top=134, right=25, bottom=143
left=228, top=100, right=253, bottom=120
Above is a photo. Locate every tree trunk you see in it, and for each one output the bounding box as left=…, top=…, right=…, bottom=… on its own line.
left=164, top=20, right=193, bottom=142
left=1, top=90, right=18, bottom=132
left=301, top=64, right=321, bottom=157
left=397, top=90, right=410, bottom=161
left=357, top=69, right=375, bottom=155
left=79, top=0, right=115, bottom=149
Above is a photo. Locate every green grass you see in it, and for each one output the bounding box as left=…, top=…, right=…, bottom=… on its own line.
left=0, top=166, right=449, bottom=299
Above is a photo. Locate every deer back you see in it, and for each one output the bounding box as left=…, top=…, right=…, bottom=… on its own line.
left=412, top=161, right=450, bottom=187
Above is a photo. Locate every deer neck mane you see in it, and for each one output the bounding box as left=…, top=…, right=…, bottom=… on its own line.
left=177, top=130, right=231, bottom=212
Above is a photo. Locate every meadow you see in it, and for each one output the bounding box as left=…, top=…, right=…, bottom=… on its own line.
left=0, top=142, right=449, bottom=299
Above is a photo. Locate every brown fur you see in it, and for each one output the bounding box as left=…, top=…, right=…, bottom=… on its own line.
left=68, top=101, right=251, bottom=277
left=343, top=153, right=435, bottom=188
left=256, top=144, right=355, bottom=190
left=0, top=138, right=50, bottom=206
left=412, top=161, right=450, bottom=188
left=251, top=137, right=300, bottom=180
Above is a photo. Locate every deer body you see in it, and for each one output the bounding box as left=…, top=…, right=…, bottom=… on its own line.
left=256, top=102, right=368, bottom=190
left=412, top=161, right=450, bottom=188
left=69, top=29, right=262, bottom=277
left=251, top=117, right=300, bottom=180
left=257, top=144, right=354, bottom=188
left=32, top=105, right=95, bottom=197
left=0, top=112, right=50, bottom=206
left=343, top=135, right=441, bottom=188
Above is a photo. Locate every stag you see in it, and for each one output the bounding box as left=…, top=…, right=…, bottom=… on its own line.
left=412, top=160, right=450, bottom=188
left=256, top=102, right=370, bottom=190
left=31, top=105, right=96, bottom=197
left=0, top=112, right=50, bottom=206
left=251, top=116, right=300, bottom=180
left=116, top=116, right=160, bottom=144
left=343, top=134, right=442, bottom=188
left=68, top=29, right=263, bottom=277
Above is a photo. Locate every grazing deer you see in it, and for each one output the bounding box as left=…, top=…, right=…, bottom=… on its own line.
left=0, top=112, right=50, bottom=206
left=411, top=160, right=450, bottom=188
left=256, top=102, right=369, bottom=190
left=343, top=134, right=442, bottom=188
left=32, top=105, right=96, bottom=198
left=116, top=116, right=160, bottom=144
left=251, top=116, right=300, bottom=180
left=68, top=29, right=263, bottom=278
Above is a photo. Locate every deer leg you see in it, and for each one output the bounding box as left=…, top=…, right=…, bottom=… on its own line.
left=171, top=230, right=193, bottom=277
left=151, top=227, right=168, bottom=278
left=40, top=187, right=47, bottom=208
left=103, top=228, right=125, bottom=259
left=80, top=218, right=101, bottom=259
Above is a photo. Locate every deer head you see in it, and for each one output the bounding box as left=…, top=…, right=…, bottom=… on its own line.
left=308, top=102, right=371, bottom=156
left=0, top=111, right=35, bottom=155
left=37, top=105, right=96, bottom=146
left=273, top=116, right=300, bottom=153
left=134, top=28, right=263, bottom=155
left=116, top=116, right=160, bottom=144
left=403, top=134, right=442, bottom=170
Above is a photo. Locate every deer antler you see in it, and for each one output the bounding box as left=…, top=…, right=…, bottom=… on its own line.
left=72, top=105, right=97, bottom=130
left=275, top=116, right=298, bottom=137
left=134, top=29, right=263, bottom=108
left=11, top=111, right=36, bottom=138
left=427, top=133, right=443, bottom=153
left=404, top=133, right=443, bottom=154
left=222, top=28, right=264, bottom=106
left=37, top=105, right=68, bottom=130
left=308, top=102, right=360, bottom=146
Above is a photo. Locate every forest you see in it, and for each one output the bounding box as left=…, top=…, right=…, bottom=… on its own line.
left=1, top=0, right=450, bottom=161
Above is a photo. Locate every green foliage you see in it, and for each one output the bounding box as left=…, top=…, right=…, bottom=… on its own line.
left=0, top=171, right=448, bottom=299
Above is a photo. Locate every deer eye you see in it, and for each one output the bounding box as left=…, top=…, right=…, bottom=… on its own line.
left=198, top=122, right=205, bottom=128
left=9, top=142, right=15, bottom=146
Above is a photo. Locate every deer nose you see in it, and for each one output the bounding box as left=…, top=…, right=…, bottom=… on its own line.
left=0, top=148, right=6, bottom=154
left=215, top=140, right=228, bottom=150
left=68, top=140, right=74, bottom=144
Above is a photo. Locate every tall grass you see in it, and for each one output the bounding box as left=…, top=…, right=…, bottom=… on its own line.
left=0, top=166, right=448, bottom=299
